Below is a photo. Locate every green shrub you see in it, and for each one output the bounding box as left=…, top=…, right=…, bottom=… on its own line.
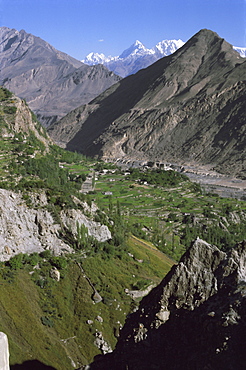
left=23, top=252, right=40, bottom=266
left=41, top=315, right=54, bottom=327
left=8, top=254, right=24, bottom=270
left=50, top=256, right=67, bottom=270
left=132, top=279, right=147, bottom=290
left=39, top=250, right=52, bottom=259
left=0, top=87, right=13, bottom=101
left=3, top=106, right=17, bottom=115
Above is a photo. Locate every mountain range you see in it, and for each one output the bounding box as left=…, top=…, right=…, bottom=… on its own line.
left=1, top=27, right=245, bottom=178
left=0, top=27, right=121, bottom=126
left=82, top=39, right=246, bottom=78
left=49, top=29, right=246, bottom=178
left=82, top=39, right=185, bottom=77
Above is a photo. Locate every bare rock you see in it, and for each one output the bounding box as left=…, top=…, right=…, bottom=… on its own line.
left=94, top=331, right=112, bottom=354
left=60, top=208, right=111, bottom=242
left=89, top=239, right=246, bottom=369
left=0, top=187, right=111, bottom=261
left=50, top=267, right=60, bottom=282
left=0, top=332, right=9, bottom=370
left=0, top=189, right=72, bottom=261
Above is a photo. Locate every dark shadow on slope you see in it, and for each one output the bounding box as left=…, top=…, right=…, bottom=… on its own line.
left=66, top=54, right=173, bottom=156
left=89, top=248, right=246, bottom=370
left=89, top=292, right=246, bottom=370
left=10, top=360, right=57, bottom=370
left=66, top=30, right=244, bottom=159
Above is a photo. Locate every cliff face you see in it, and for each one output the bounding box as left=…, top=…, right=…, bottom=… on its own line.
left=0, top=91, right=51, bottom=148
left=89, top=238, right=246, bottom=369
left=49, top=29, right=246, bottom=177
left=0, top=189, right=111, bottom=262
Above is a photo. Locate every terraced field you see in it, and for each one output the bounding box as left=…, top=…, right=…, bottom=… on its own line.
left=82, top=166, right=246, bottom=260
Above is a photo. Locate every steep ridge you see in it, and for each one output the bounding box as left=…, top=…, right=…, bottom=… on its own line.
left=0, top=27, right=121, bottom=126
left=0, top=88, right=51, bottom=148
left=49, top=29, right=246, bottom=177
left=89, top=238, right=246, bottom=369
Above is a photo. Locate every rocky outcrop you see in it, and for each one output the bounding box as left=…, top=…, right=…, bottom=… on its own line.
left=0, top=189, right=111, bottom=261
left=49, top=29, right=246, bottom=178
left=60, top=208, right=111, bottom=242
left=0, top=27, right=121, bottom=127
left=0, top=332, right=9, bottom=370
left=89, top=238, right=246, bottom=369
left=94, top=331, right=112, bottom=355
left=0, top=91, right=51, bottom=149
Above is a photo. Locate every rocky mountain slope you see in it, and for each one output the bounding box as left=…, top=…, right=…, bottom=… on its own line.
left=49, top=29, right=246, bottom=178
left=82, top=39, right=185, bottom=77
left=89, top=238, right=246, bottom=369
left=0, top=87, right=111, bottom=262
left=0, top=87, right=51, bottom=148
left=0, top=27, right=121, bottom=126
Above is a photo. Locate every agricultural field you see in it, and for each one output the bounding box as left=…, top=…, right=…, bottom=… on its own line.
left=81, top=164, right=246, bottom=260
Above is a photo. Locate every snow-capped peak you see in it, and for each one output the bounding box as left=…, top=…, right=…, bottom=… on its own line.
left=233, top=46, right=246, bottom=58
left=81, top=37, right=186, bottom=76
left=154, top=39, right=185, bottom=57
left=119, top=40, right=153, bottom=59
left=82, top=52, right=117, bottom=65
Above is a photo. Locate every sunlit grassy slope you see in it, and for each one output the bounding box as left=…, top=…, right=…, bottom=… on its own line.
left=0, top=235, right=174, bottom=369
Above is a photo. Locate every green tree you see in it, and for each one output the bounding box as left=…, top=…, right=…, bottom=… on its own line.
left=76, top=222, right=89, bottom=249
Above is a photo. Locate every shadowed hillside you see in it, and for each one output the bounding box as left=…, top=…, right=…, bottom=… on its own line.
left=49, top=29, right=246, bottom=178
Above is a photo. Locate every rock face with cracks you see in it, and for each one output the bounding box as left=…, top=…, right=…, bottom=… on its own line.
left=89, top=238, right=246, bottom=369
left=0, top=189, right=111, bottom=262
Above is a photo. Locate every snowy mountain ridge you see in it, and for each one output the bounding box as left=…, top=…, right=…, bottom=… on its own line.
left=82, top=39, right=185, bottom=77
left=82, top=39, right=246, bottom=77
left=233, top=46, right=246, bottom=58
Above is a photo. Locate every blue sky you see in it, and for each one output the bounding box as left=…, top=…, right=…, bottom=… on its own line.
left=1, top=0, right=245, bottom=60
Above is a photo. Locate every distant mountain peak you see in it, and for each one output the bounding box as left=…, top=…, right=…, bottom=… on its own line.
left=82, top=37, right=185, bottom=77
left=233, top=46, right=246, bottom=58
left=119, top=40, right=151, bottom=59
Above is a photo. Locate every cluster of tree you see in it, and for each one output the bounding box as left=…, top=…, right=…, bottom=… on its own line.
left=0, top=87, right=13, bottom=101
left=8, top=148, right=87, bottom=208
left=5, top=250, right=67, bottom=271
left=181, top=216, right=246, bottom=252
left=127, top=168, right=188, bottom=187
left=51, top=145, right=87, bottom=164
